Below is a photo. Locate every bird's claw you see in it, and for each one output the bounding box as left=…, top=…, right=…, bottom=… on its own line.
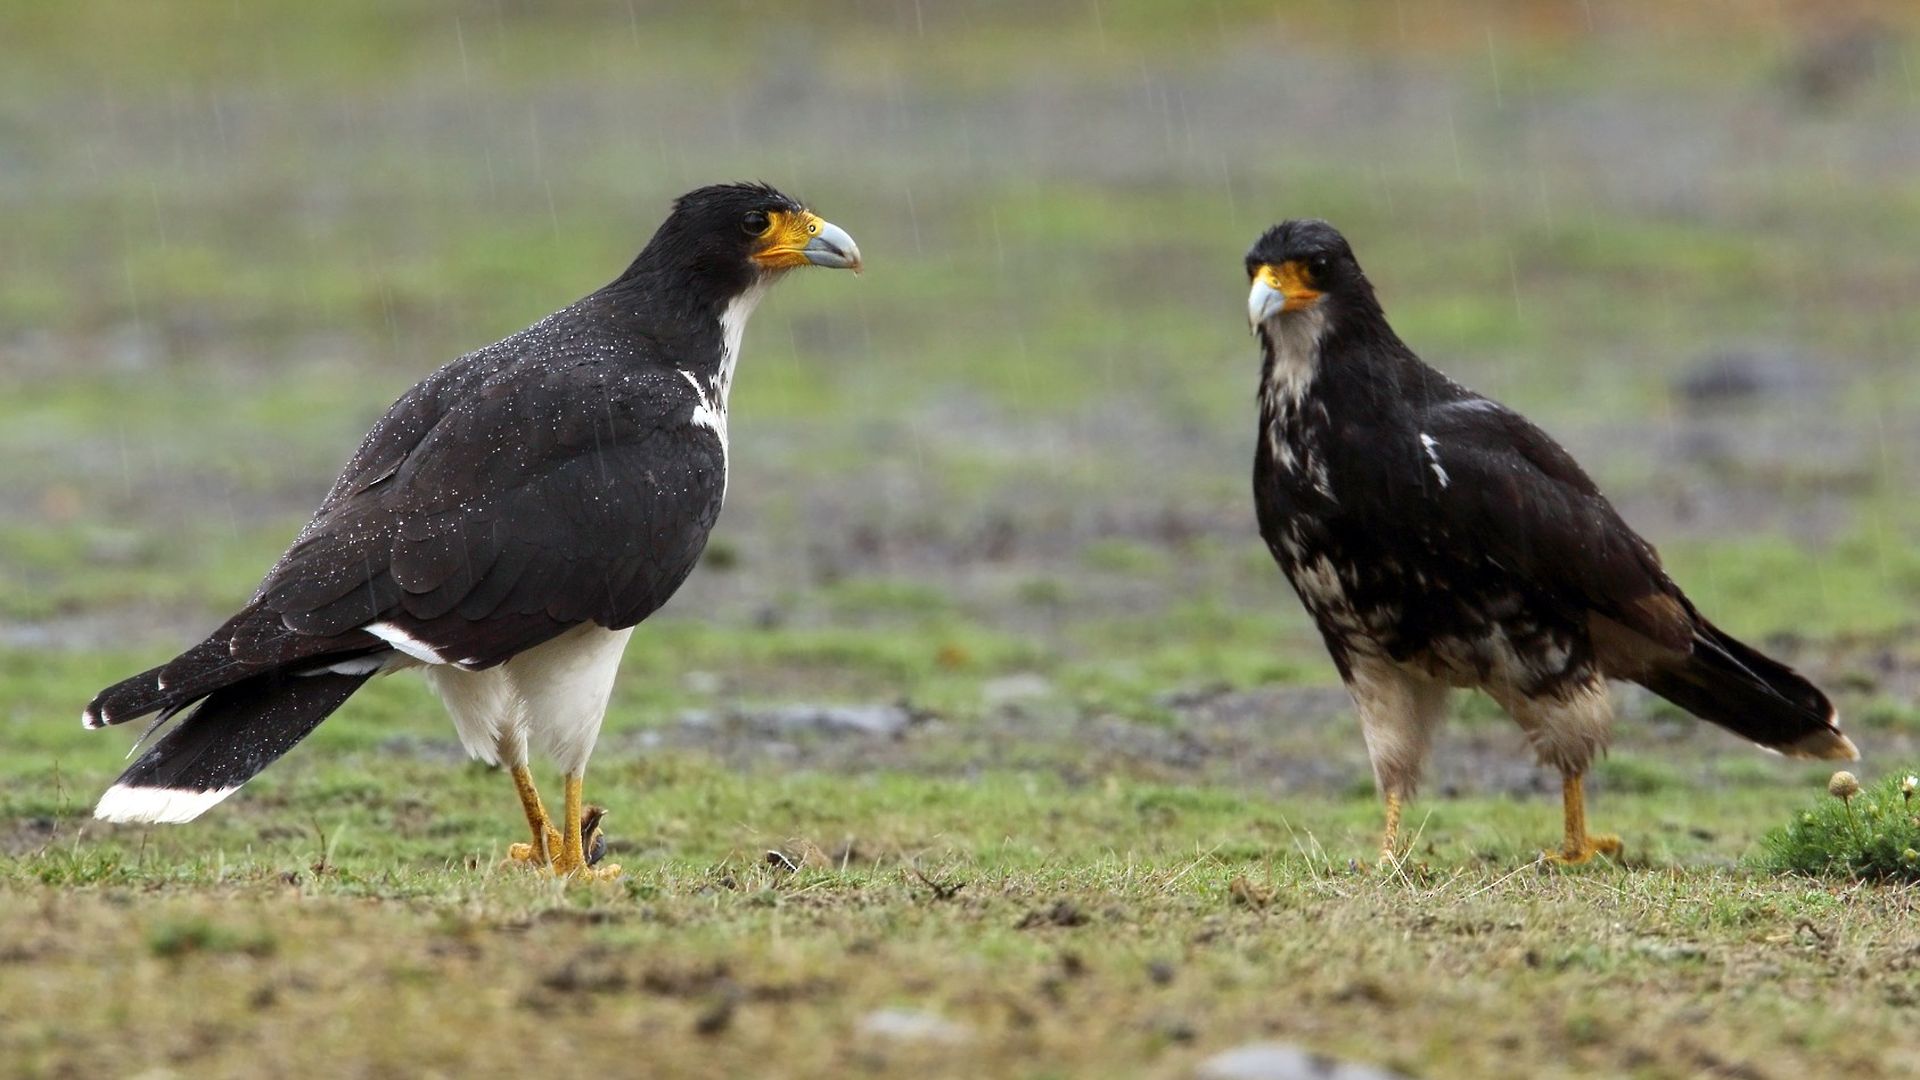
left=503, top=806, right=616, bottom=878
left=1545, top=833, right=1622, bottom=866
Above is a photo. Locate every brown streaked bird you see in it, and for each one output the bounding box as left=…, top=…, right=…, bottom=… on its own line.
left=1243, top=219, right=1855, bottom=865
left=81, top=182, right=861, bottom=879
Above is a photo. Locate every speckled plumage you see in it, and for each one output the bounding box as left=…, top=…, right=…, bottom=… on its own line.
left=1244, top=220, right=1854, bottom=842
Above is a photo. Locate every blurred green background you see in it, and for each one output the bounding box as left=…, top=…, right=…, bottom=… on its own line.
left=6, top=0, right=1920, bottom=796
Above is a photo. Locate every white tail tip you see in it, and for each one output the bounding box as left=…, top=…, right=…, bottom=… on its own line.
left=1782, top=729, right=1859, bottom=762
left=94, top=783, right=238, bottom=824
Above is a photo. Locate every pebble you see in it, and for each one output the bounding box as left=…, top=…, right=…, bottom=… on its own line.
left=856, top=1008, right=971, bottom=1045
left=1194, top=1043, right=1409, bottom=1080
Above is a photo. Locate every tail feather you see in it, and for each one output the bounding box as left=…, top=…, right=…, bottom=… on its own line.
left=84, top=611, right=380, bottom=729
left=83, top=634, right=236, bottom=729
left=1638, top=619, right=1856, bottom=761
left=94, top=670, right=372, bottom=823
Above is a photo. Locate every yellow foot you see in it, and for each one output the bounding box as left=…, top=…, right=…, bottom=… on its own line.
left=507, top=847, right=622, bottom=880
left=546, top=807, right=619, bottom=880
left=506, top=805, right=618, bottom=879
left=1547, top=834, right=1623, bottom=866
left=506, top=824, right=565, bottom=866
left=551, top=860, right=623, bottom=881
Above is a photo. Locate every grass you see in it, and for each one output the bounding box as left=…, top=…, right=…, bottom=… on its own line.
left=7, top=759, right=1920, bottom=1077
left=1764, top=772, right=1920, bottom=884
left=6, top=634, right=1919, bottom=1076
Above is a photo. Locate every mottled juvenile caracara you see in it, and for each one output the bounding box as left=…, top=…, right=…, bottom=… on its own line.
left=1244, top=219, right=1854, bottom=864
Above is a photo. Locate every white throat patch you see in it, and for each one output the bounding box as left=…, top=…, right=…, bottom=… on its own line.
left=1259, top=304, right=1330, bottom=415
left=682, top=277, right=771, bottom=494
left=715, top=278, right=770, bottom=408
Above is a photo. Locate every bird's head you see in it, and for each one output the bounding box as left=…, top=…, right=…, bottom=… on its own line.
left=1245, top=219, right=1372, bottom=333
left=627, top=181, right=862, bottom=302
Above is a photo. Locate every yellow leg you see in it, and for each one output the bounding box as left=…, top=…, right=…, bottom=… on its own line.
left=1379, top=792, right=1403, bottom=865
left=1546, top=771, right=1622, bottom=865
left=505, top=765, right=563, bottom=865
left=549, top=773, right=620, bottom=880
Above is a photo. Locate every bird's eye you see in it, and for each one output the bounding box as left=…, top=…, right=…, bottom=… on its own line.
left=741, top=210, right=771, bottom=236
left=1308, top=255, right=1331, bottom=276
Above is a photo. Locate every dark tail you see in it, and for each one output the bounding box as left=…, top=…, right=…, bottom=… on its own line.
left=84, top=607, right=377, bottom=730
left=93, top=670, right=373, bottom=823
left=1637, top=619, right=1857, bottom=761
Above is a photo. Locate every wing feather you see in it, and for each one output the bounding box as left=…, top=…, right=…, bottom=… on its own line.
left=248, top=358, right=722, bottom=670
left=1420, top=397, right=1693, bottom=650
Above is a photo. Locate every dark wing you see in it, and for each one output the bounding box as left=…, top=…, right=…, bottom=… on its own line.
left=1415, top=397, right=1693, bottom=651
left=1419, top=397, right=1848, bottom=754
left=87, top=327, right=722, bottom=728
left=236, top=358, right=725, bottom=670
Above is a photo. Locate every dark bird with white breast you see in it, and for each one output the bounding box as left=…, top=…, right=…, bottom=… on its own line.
left=82, top=182, right=861, bottom=878
left=1243, top=219, right=1855, bottom=865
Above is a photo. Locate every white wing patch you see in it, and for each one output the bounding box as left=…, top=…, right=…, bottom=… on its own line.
left=679, top=368, right=724, bottom=441
left=365, top=621, right=452, bottom=665
left=1419, top=433, right=1450, bottom=488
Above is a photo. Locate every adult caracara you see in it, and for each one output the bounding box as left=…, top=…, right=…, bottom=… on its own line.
left=82, top=183, right=861, bottom=879
left=1243, top=219, right=1855, bottom=864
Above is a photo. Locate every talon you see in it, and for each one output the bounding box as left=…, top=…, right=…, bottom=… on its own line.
left=537, top=774, right=619, bottom=880
left=1545, top=834, right=1622, bottom=866
left=501, top=769, right=616, bottom=880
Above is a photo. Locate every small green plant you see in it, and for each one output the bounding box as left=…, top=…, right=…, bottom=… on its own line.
left=1761, top=770, right=1920, bottom=884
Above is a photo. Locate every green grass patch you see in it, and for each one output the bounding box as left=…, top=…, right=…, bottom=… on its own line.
left=1762, top=770, right=1920, bottom=884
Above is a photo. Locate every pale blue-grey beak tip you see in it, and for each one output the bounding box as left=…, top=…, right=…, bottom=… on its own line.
left=802, top=219, right=862, bottom=271
left=1248, top=277, right=1284, bottom=330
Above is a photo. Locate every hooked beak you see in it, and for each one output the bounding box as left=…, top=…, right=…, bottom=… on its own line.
left=801, top=218, right=862, bottom=272
left=1248, top=275, right=1285, bottom=330
left=1247, top=262, right=1319, bottom=330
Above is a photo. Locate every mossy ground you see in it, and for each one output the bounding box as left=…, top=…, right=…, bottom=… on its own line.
left=5, top=3, right=1920, bottom=1077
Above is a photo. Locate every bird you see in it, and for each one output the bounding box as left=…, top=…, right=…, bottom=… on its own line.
left=81, top=182, right=861, bottom=879
left=1242, top=219, right=1856, bottom=865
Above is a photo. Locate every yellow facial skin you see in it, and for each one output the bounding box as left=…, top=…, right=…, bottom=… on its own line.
left=1256, top=261, right=1322, bottom=312
left=751, top=210, right=832, bottom=270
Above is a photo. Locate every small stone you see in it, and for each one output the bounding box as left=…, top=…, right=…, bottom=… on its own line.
left=764, top=704, right=912, bottom=736
left=1194, top=1042, right=1409, bottom=1080
left=857, top=1008, right=971, bottom=1045
left=676, top=703, right=914, bottom=737
left=982, top=673, right=1054, bottom=707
